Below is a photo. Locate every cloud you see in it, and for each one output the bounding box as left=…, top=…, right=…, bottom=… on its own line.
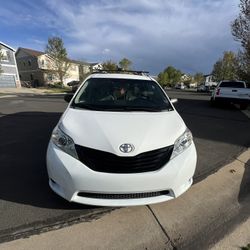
left=1, top=0, right=241, bottom=74
left=102, top=48, right=111, bottom=54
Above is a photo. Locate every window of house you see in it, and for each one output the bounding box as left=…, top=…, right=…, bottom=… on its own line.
left=28, top=60, right=31, bottom=66
left=47, top=73, right=53, bottom=81
left=0, top=49, right=9, bottom=61
left=30, top=74, right=34, bottom=80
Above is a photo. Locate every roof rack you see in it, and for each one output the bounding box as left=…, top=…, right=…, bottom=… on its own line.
left=91, top=69, right=150, bottom=76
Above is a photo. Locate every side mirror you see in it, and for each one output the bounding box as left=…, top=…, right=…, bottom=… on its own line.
left=64, top=93, right=74, bottom=103
left=171, top=98, right=178, bottom=104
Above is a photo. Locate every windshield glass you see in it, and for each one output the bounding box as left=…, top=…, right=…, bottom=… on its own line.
left=72, top=78, right=173, bottom=112
left=220, top=81, right=245, bottom=88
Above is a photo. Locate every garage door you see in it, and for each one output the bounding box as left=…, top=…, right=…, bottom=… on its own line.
left=0, top=75, right=16, bottom=88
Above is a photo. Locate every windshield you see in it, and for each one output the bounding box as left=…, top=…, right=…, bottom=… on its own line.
left=220, top=81, right=245, bottom=88
left=72, top=78, right=173, bottom=112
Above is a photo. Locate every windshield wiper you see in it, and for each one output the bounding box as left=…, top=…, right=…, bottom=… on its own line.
left=71, top=103, right=102, bottom=110
left=116, top=106, right=171, bottom=112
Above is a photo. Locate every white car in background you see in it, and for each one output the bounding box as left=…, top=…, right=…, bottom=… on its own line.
left=211, top=80, right=250, bottom=110
left=46, top=71, right=197, bottom=206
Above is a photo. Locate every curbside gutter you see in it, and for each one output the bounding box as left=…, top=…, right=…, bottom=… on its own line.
left=0, top=150, right=249, bottom=250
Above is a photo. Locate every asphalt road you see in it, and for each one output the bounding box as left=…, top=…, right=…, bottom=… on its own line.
left=0, top=91, right=249, bottom=242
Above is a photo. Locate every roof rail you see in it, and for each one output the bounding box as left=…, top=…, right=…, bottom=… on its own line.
left=91, top=69, right=150, bottom=76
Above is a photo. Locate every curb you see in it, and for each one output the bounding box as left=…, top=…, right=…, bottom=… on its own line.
left=0, top=95, right=17, bottom=99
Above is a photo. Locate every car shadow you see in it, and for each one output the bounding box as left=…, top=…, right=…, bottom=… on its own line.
left=238, top=159, right=250, bottom=203
left=0, top=112, right=98, bottom=210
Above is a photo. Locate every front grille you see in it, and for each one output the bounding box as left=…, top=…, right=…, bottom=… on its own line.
left=75, top=145, right=174, bottom=173
left=77, top=190, right=170, bottom=199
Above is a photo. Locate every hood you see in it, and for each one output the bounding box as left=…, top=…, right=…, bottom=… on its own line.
left=60, top=108, right=186, bottom=156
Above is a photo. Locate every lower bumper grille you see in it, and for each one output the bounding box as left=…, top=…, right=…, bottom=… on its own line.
left=77, top=190, right=170, bottom=199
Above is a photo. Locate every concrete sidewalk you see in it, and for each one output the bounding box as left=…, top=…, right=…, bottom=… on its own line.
left=0, top=149, right=249, bottom=250
left=210, top=217, right=250, bottom=250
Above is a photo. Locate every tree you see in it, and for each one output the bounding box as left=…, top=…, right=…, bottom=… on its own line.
left=45, top=37, right=70, bottom=85
left=158, top=72, right=169, bottom=86
left=119, top=58, right=132, bottom=70
left=158, top=66, right=182, bottom=87
left=102, top=60, right=118, bottom=71
left=193, top=73, right=204, bottom=84
left=231, top=0, right=250, bottom=82
left=231, top=0, right=250, bottom=49
left=212, top=51, right=238, bottom=81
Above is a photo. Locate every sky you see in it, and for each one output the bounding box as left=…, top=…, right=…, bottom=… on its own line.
left=0, top=0, right=241, bottom=75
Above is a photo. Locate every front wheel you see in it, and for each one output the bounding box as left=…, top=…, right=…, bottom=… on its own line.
left=210, top=98, right=216, bottom=107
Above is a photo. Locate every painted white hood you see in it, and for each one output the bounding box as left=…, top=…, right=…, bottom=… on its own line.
left=60, top=108, right=186, bottom=156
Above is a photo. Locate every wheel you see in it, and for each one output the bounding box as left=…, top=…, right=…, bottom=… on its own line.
left=240, top=103, right=248, bottom=110
left=210, top=98, right=216, bottom=107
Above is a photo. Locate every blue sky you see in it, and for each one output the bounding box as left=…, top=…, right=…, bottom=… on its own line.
left=0, top=0, right=240, bottom=74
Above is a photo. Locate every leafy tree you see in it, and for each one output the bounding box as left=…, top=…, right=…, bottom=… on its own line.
left=102, top=60, right=118, bottom=71
left=158, top=72, right=169, bottom=86
left=119, top=58, right=132, bottom=70
left=193, top=73, right=204, bottom=84
left=231, top=0, right=250, bottom=82
left=212, top=51, right=238, bottom=81
left=158, top=66, right=182, bottom=87
left=45, top=37, right=71, bottom=85
left=231, top=0, right=250, bottom=50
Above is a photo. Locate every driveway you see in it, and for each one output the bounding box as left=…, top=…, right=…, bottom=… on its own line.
left=0, top=91, right=249, bottom=242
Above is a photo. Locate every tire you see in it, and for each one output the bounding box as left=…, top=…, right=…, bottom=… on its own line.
left=240, top=103, right=248, bottom=110
left=210, top=98, right=216, bottom=107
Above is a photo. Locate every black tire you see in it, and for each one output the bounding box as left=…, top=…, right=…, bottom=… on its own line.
left=210, top=98, right=216, bottom=107
left=240, top=103, right=248, bottom=110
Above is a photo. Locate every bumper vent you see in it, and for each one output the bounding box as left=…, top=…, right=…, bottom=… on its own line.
left=75, top=145, right=174, bottom=173
left=77, top=190, right=170, bottom=199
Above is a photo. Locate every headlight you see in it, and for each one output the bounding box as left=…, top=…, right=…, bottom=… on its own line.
left=51, top=125, right=78, bottom=159
left=171, top=128, right=193, bottom=159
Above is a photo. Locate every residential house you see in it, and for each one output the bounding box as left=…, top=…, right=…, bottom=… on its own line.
left=15, top=48, right=92, bottom=86
left=203, top=74, right=217, bottom=87
left=0, top=41, right=20, bottom=88
left=204, top=74, right=213, bottom=83
left=76, top=61, right=103, bottom=81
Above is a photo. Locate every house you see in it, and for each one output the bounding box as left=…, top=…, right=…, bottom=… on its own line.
left=204, top=74, right=213, bottom=83
left=203, top=74, right=217, bottom=87
left=15, top=48, right=93, bottom=86
left=0, top=41, right=20, bottom=88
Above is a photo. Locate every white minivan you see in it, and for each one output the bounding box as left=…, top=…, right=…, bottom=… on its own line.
left=46, top=71, right=197, bottom=206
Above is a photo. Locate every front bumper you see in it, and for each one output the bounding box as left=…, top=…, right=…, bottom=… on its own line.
left=46, top=142, right=197, bottom=206
left=214, top=96, right=250, bottom=104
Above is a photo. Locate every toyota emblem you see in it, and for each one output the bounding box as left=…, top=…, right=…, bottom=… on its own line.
left=119, top=143, right=135, bottom=153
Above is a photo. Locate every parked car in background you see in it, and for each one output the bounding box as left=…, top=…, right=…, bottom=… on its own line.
left=210, top=80, right=250, bottom=110
left=67, top=80, right=80, bottom=92
left=175, top=83, right=186, bottom=90
left=47, top=71, right=197, bottom=206
left=197, top=82, right=217, bottom=93
left=197, top=84, right=209, bottom=92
